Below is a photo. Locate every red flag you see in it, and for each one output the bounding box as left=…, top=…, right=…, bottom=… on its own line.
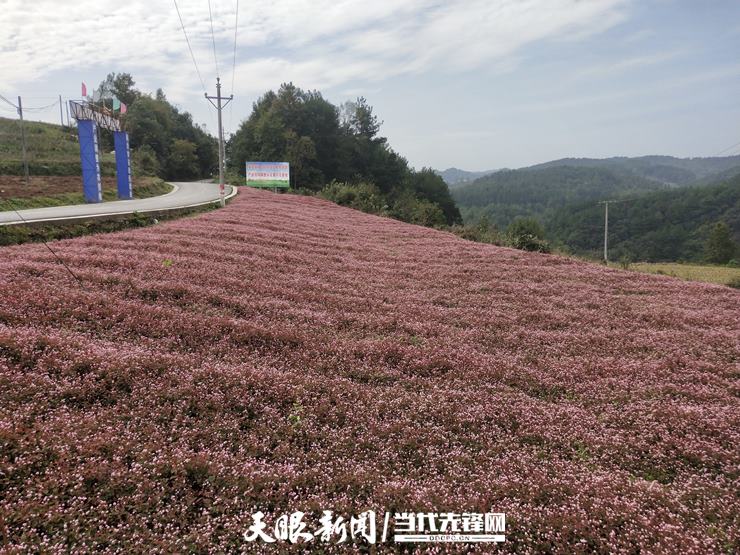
left=81, top=82, right=87, bottom=97
left=120, top=102, right=127, bottom=114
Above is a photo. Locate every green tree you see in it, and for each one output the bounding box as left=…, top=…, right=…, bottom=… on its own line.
left=705, top=221, right=737, bottom=264
left=407, top=168, right=462, bottom=225
left=97, top=72, right=141, bottom=108
left=123, top=87, right=217, bottom=180
left=227, top=83, right=462, bottom=228
left=285, top=130, right=317, bottom=189
left=167, top=139, right=199, bottom=179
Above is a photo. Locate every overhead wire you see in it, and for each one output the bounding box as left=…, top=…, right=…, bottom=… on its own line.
left=227, top=0, right=239, bottom=136
left=171, top=0, right=216, bottom=131
left=23, top=99, right=60, bottom=112
left=715, top=140, right=740, bottom=157
left=0, top=196, right=83, bottom=285
left=0, top=93, right=18, bottom=108
left=172, top=0, right=208, bottom=93
left=208, top=0, right=220, bottom=78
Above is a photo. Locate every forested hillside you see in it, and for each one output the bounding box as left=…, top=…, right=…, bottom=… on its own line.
left=529, top=155, right=740, bottom=186
left=549, top=174, right=740, bottom=261
left=98, top=74, right=218, bottom=180
left=228, top=84, right=461, bottom=226
left=452, top=166, right=666, bottom=230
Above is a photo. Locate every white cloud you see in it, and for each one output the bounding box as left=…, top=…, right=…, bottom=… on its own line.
left=576, top=49, right=685, bottom=78
left=0, top=0, right=630, bottom=101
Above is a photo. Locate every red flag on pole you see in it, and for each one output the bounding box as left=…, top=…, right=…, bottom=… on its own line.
left=81, top=82, right=87, bottom=97
left=120, top=102, right=127, bottom=114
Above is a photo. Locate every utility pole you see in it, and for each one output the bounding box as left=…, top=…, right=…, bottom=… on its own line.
left=59, top=95, right=64, bottom=126
left=603, top=201, right=609, bottom=264
left=206, top=77, right=233, bottom=207
left=599, top=199, right=631, bottom=264
left=17, top=96, right=29, bottom=187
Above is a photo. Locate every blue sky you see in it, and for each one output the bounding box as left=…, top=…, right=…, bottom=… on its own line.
left=1, top=0, right=739, bottom=170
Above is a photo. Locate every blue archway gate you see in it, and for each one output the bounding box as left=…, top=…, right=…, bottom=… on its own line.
left=69, top=101, right=132, bottom=202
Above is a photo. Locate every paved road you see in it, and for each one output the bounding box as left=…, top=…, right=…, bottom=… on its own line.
left=0, top=181, right=235, bottom=225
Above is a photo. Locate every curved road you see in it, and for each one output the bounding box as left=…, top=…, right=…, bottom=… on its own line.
left=0, top=181, right=236, bottom=226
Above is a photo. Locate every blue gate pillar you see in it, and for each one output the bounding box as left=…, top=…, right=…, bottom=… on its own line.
left=77, top=119, right=102, bottom=203
left=113, top=131, right=133, bottom=199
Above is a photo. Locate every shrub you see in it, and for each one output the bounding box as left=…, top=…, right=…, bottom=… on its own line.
left=319, top=181, right=385, bottom=215
left=507, top=217, right=550, bottom=253
left=449, top=224, right=502, bottom=245
left=132, top=145, right=161, bottom=177
left=408, top=198, right=446, bottom=228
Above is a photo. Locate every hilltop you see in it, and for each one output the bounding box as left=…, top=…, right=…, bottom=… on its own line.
left=529, top=155, right=740, bottom=186
left=436, top=167, right=499, bottom=187
left=452, top=165, right=667, bottom=230
left=0, top=189, right=738, bottom=552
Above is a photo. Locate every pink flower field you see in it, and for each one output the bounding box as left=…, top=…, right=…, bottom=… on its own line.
left=0, top=188, right=738, bottom=553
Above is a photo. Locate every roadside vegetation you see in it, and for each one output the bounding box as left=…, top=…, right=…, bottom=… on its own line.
left=1, top=176, right=171, bottom=210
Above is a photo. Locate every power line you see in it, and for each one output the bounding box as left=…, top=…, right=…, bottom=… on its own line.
left=0, top=95, right=58, bottom=112
left=0, top=196, right=83, bottom=285
left=228, top=0, right=239, bottom=134
left=208, top=0, right=220, bottom=78
left=23, top=99, right=60, bottom=112
left=171, top=0, right=217, bottom=133
left=172, top=0, right=208, bottom=93
left=715, top=140, right=740, bottom=157
left=230, top=0, right=239, bottom=94
left=0, top=93, right=17, bottom=108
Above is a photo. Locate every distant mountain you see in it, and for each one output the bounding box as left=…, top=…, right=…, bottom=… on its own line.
left=436, top=167, right=499, bottom=188
left=452, top=165, right=667, bottom=230
left=449, top=154, right=740, bottom=262
left=548, top=173, right=740, bottom=262
left=527, top=155, right=740, bottom=186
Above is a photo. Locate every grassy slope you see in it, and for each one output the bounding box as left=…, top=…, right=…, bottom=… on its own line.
left=0, top=116, right=79, bottom=161
left=623, top=262, right=740, bottom=286
left=0, top=116, right=116, bottom=175
left=0, top=189, right=738, bottom=552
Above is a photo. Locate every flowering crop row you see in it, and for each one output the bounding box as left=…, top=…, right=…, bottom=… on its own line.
left=0, top=188, right=738, bottom=553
